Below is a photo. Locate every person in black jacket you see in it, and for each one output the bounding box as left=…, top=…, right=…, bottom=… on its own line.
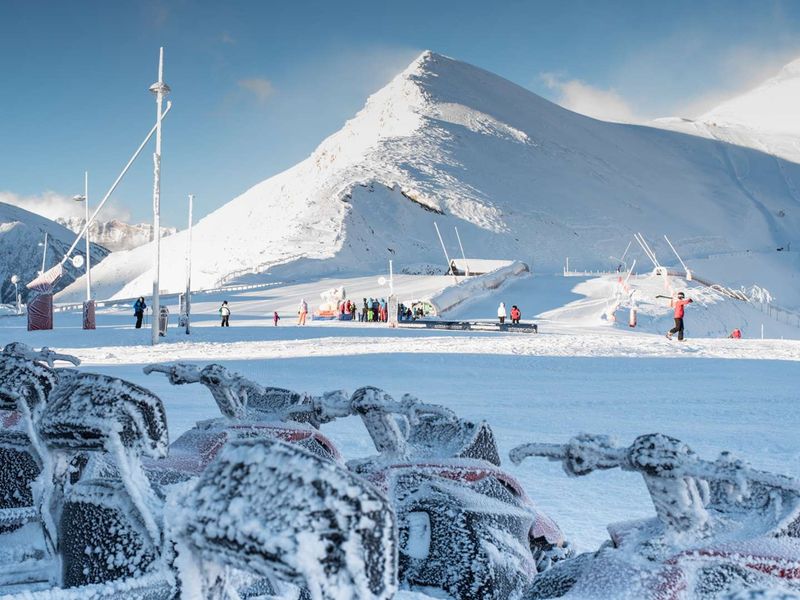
left=134, top=297, right=146, bottom=329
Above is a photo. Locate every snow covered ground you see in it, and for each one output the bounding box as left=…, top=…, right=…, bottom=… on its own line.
left=4, top=273, right=799, bottom=573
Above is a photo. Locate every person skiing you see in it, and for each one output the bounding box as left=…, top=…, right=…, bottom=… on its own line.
left=219, top=301, right=231, bottom=327
left=497, top=302, right=507, bottom=324
left=298, top=299, right=308, bottom=325
left=273, top=311, right=280, bottom=326
left=510, top=305, right=521, bottom=324
left=133, top=297, right=146, bottom=329
left=666, top=292, right=693, bottom=341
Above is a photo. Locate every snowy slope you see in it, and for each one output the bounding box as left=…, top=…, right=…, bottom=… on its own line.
left=56, top=217, right=176, bottom=252
left=0, top=202, right=109, bottom=303
left=653, top=57, right=800, bottom=166
left=59, top=51, right=800, bottom=302
left=702, top=58, right=800, bottom=135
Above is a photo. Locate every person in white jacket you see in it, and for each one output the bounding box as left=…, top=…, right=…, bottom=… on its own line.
left=497, top=302, right=507, bottom=324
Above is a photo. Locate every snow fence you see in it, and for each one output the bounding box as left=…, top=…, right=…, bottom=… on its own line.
left=428, top=261, right=529, bottom=315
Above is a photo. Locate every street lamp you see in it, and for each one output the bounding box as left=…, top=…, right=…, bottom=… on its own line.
left=72, top=171, right=91, bottom=301
left=149, top=47, right=170, bottom=345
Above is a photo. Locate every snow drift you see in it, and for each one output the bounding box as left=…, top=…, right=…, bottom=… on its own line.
left=59, top=51, right=800, bottom=301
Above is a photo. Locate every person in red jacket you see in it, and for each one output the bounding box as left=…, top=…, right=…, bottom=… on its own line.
left=666, top=292, right=693, bottom=341
left=510, top=305, right=521, bottom=324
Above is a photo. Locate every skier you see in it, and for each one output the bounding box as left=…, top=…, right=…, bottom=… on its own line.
left=219, top=301, right=231, bottom=327
left=497, top=302, right=507, bottom=324
left=298, top=299, right=308, bottom=326
left=361, top=298, right=368, bottom=323
left=510, top=305, right=521, bottom=324
left=729, top=328, right=742, bottom=339
left=133, top=296, right=146, bottom=329
left=273, top=311, right=280, bottom=326
left=666, top=291, right=693, bottom=341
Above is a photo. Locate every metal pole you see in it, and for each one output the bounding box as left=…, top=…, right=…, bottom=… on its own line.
left=663, top=235, right=690, bottom=277
left=185, top=194, right=193, bottom=335
left=41, top=232, right=48, bottom=273
left=433, top=222, right=456, bottom=282
left=84, top=171, right=91, bottom=301
left=60, top=102, right=173, bottom=263
left=620, top=240, right=632, bottom=263
left=150, top=47, right=169, bottom=346
left=454, top=226, right=470, bottom=276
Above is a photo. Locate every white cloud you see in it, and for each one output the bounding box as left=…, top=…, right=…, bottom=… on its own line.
left=237, top=78, right=275, bottom=104
left=0, top=191, right=131, bottom=222
left=541, top=72, right=642, bottom=123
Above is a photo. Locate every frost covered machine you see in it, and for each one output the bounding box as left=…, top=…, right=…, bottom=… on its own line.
left=149, top=363, right=571, bottom=600
left=0, top=349, right=397, bottom=600
left=512, top=433, right=800, bottom=599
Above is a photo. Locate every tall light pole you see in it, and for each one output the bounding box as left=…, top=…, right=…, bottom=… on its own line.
left=149, top=47, right=170, bottom=345
left=72, top=171, right=91, bottom=300
left=184, top=194, right=193, bottom=335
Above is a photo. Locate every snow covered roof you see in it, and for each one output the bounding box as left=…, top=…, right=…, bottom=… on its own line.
left=448, top=258, right=515, bottom=275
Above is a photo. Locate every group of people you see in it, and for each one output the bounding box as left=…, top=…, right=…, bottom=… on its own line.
left=357, top=298, right=389, bottom=322
left=133, top=289, right=742, bottom=342
left=496, top=302, right=522, bottom=324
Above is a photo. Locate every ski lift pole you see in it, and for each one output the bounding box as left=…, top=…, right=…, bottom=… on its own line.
left=622, top=259, right=637, bottom=287
left=620, top=240, right=632, bottom=263
left=633, top=233, right=659, bottom=269
left=454, top=225, right=470, bottom=276
left=664, top=235, right=691, bottom=280
left=433, top=222, right=457, bottom=283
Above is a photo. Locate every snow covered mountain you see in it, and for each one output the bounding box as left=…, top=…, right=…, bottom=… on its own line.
left=59, top=51, right=800, bottom=302
left=0, top=203, right=109, bottom=304
left=56, top=217, right=176, bottom=252
left=653, top=57, right=800, bottom=164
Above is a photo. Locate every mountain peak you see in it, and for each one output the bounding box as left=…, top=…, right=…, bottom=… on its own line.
left=700, top=56, right=800, bottom=135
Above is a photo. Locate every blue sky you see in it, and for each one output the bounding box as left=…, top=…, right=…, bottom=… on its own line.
left=2, top=0, right=800, bottom=227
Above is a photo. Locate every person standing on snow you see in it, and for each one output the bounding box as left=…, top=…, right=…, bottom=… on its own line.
left=219, top=301, right=231, bottom=327
left=273, top=311, right=280, bottom=326
left=510, top=305, right=521, bottom=324
left=666, top=292, right=693, bottom=341
left=497, top=302, right=507, bottom=324
left=134, top=297, right=147, bottom=329
left=298, top=299, right=308, bottom=326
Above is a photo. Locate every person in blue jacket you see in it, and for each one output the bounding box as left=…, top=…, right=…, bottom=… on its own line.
left=134, top=297, right=146, bottom=329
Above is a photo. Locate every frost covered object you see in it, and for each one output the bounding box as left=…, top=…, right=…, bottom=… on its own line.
left=0, top=355, right=399, bottom=600
left=511, top=433, right=800, bottom=599
left=304, top=385, right=571, bottom=599
left=173, top=436, right=397, bottom=600
left=148, top=363, right=569, bottom=599
left=0, top=343, right=79, bottom=534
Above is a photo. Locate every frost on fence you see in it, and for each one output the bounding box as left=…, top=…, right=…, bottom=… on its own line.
left=172, top=436, right=398, bottom=600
